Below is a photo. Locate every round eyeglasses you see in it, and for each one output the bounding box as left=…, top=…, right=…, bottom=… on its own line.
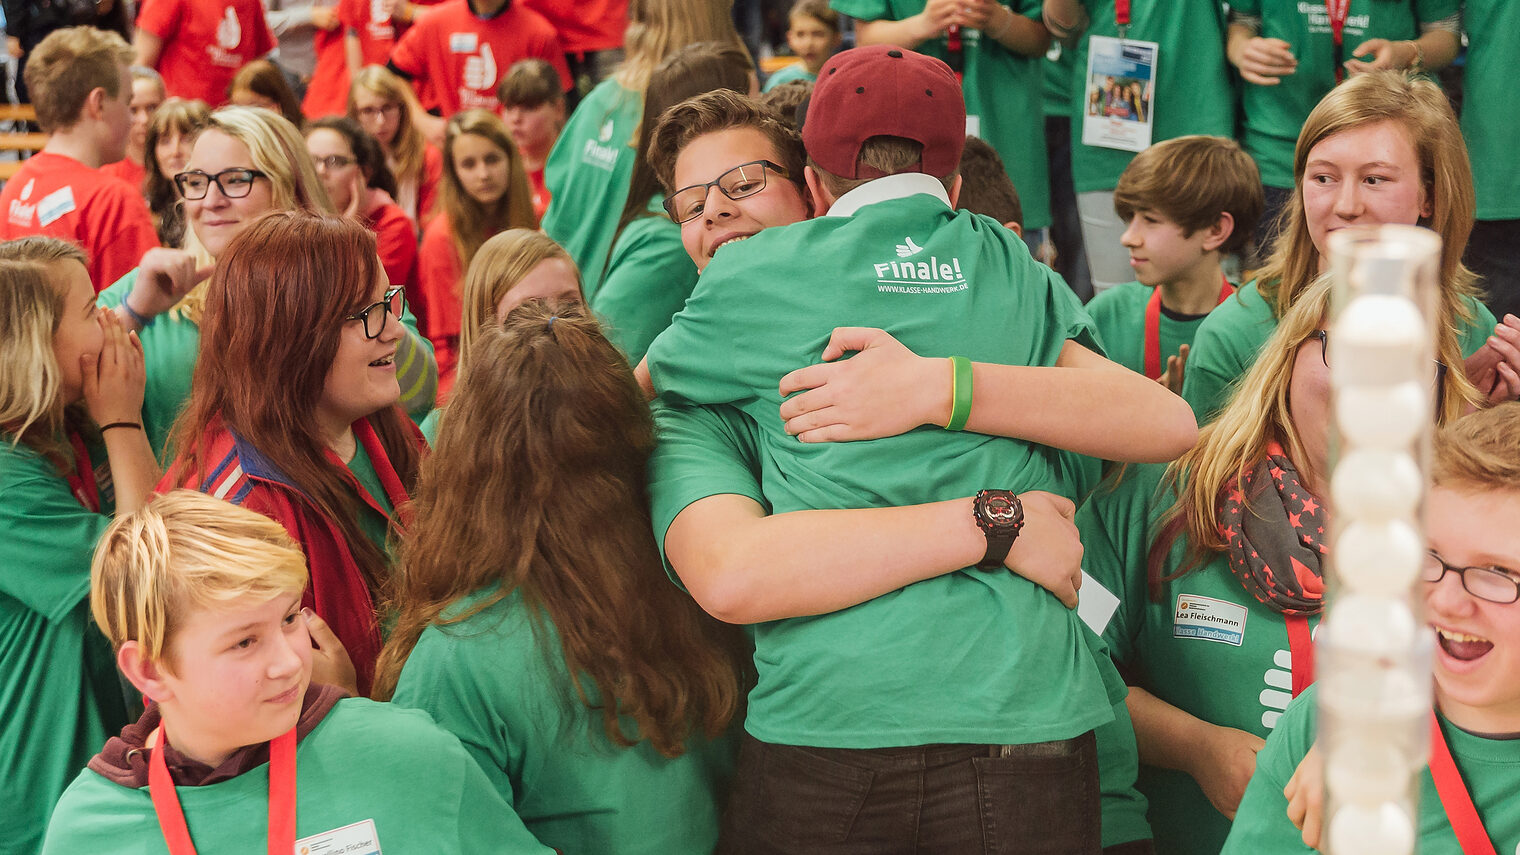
left=663, top=160, right=789, bottom=224
left=173, top=168, right=269, bottom=200
left=346, top=287, right=406, bottom=340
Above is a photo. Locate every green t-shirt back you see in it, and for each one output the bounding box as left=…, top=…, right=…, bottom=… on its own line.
left=644, top=183, right=1113, bottom=748
left=1181, top=280, right=1499, bottom=422
left=1225, top=686, right=1520, bottom=854
left=43, top=699, right=553, bottom=854
left=1086, top=280, right=1218, bottom=376
left=831, top=0, right=1054, bottom=228
left=1462, top=0, right=1520, bottom=220
left=1, top=435, right=130, bottom=855
left=762, top=62, right=816, bottom=92
left=540, top=79, right=643, bottom=300
left=1078, top=462, right=1323, bottom=855
left=391, top=585, right=734, bottom=855
left=591, top=198, right=700, bottom=364
left=1066, top=0, right=1234, bottom=193
left=1231, top=0, right=1457, bottom=189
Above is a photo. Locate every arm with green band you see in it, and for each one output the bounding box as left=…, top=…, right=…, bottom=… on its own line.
left=779, top=327, right=1197, bottom=462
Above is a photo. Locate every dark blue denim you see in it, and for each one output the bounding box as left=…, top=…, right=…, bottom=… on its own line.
left=718, top=731, right=1102, bottom=855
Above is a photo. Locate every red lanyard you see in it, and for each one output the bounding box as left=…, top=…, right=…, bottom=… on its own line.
left=327, top=419, right=414, bottom=533
left=1325, top=0, right=1350, bottom=81
left=65, top=430, right=100, bottom=513
left=946, top=25, right=964, bottom=81
left=1115, top=0, right=1131, bottom=37
left=1284, top=616, right=1314, bottom=698
left=149, top=726, right=297, bottom=855
left=1428, top=713, right=1500, bottom=855
left=1142, top=277, right=1233, bottom=380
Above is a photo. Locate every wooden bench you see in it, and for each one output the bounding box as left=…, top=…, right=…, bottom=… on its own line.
left=0, top=105, right=44, bottom=184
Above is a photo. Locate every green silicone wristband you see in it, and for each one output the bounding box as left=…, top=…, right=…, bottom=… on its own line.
left=946, top=356, right=973, bottom=431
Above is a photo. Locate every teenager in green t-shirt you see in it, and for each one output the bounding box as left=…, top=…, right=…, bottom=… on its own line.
left=1461, top=0, right=1520, bottom=325
left=1223, top=402, right=1520, bottom=855
left=594, top=43, right=751, bottom=364
left=540, top=0, right=746, bottom=299
left=1182, top=71, right=1518, bottom=424
left=1226, top=0, right=1459, bottom=243
left=832, top=0, right=1055, bottom=230
left=0, top=239, right=161, bottom=855
left=763, top=0, right=841, bottom=93
left=1041, top=0, right=1234, bottom=294
left=379, top=306, right=745, bottom=855
left=45, top=491, right=551, bottom=855
left=641, top=52, right=1197, bottom=850
left=1080, top=279, right=1352, bottom=855
left=1085, top=135, right=1261, bottom=388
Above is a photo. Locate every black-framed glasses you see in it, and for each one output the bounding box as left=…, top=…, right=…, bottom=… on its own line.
left=1422, top=550, right=1520, bottom=604
left=312, top=154, right=357, bottom=171
left=355, top=103, right=401, bottom=120
left=346, top=287, right=405, bottom=339
left=1309, top=329, right=1450, bottom=411
left=173, top=168, right=269, bottom=200
left=663, top=160, right=789, bottom=224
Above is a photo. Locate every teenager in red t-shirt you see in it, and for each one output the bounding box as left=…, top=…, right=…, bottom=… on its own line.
left=1, top=28, right=159, bottom=291
left=388, top=0, right=572, bottom=117
left=306, top=118, right=420, bottom=299
left=304, top=0, right=405, bottom=119
left=133, top=0, right=275, bottom=107
left=496, top=59, right=565, bottom=222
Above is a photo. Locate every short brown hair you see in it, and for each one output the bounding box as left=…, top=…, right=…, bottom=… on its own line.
left=758, top=79, right=812, bottom=130
left=1432, top=402, right=1520, bottom=494
left=25, top=27, right=133, bottom=133
left=1113, top=134, right=1262, bottom=254
left=497, top=58, right=565, bottom=109
left=956, top=137, right=1023, bottom=229
left=807, top=137, right=958, bottom=199
left=789, top=0, right=840, bottom=31
left=647, top=89, right=805, bottom=194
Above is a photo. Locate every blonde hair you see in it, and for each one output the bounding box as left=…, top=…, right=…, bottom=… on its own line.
left=175, top=106, right=334, bottom=322
left=458, top=230, right=583, bottom=377
left=1432, top=402, right=1520, bottom=493
left=0, top=239, right=89, bottom=451
left=439, top=110, right=538, bottom=276
left=24, top=26, right=133, bottom=132
left=349, top=65, right=429, bottom=194
left=1256, top=72, right=1479, bottom=390
left=616, top=0, right=747, bottom=93
left=91, top=490, right=310, bottom=669
left=1151, top=275, right=1473, bottom=588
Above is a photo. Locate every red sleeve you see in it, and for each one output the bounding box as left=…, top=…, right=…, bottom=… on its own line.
left=85, top=183, right=161, bottom=293
left=249, top=0, right=277, bottom=58
left=418, top=145, right=443, bottom=225
left=389, top=19, right=428, bottom=80
left=372, top=204, right=419, bottom=289
left=135, top=0, right=182, bottom=40
left=417, top=218, right=461, bottom=343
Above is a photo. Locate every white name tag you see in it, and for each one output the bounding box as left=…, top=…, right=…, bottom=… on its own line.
left=1173, top=594, right=1247, bottom=646
left=449, top=32, right=477, bottom=53
left=37, top=186, right=76, bottom=226
left=1081, top=35, right=1158, bottom=154
left=1077, top=570, right=1119, bottom=635
left=295, top=819, right=381, bottom=855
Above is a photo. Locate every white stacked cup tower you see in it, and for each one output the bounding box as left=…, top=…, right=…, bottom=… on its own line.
left=1319, top=224, right=1441, bottom=855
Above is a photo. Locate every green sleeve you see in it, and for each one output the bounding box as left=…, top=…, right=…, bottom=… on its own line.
left=95, top=268, right=136, bottom=310
left=391, top=628, right=525, bottom=810
left=592, top=210, right=701, bottom=364
left=1075, top=464, right=1167, bottom=666
left=648, top=402, right=767, bottom=586
left=1414, top=0, right=1460, bottom=22
left=1458, top=295, right=1498, bottom=358
left=419, top=408, right=441, bottom=445
left=1220, top=688, right=1320, bottom=854
left=1097, top=694, right=1154, bottom=847
left=1231, top=0, right=1260, bottom=13
left=830, top=0, right=894, bottom=21
left=0, top=461, right=110, bottom=622
left=395, top=301, right=439, bottom=417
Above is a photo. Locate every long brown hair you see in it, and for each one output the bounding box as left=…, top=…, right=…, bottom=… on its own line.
left=438, top=110, right=538, bottom=278
left=348, top=65, right=428, bottom=191
left=167, top=212, right=422, bottom=594
left=374, top=302, right=745, bottom=756
left=143, top=97, right=212, bottom=248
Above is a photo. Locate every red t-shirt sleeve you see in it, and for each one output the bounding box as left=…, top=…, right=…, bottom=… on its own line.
left=249, top=3, right=277, bottom=58
left=389, top=19, right=427, bottom=80
left=418, top=145, right=443, bottom=225
left=372, top=204, right=419, bottom=290
left=84, top=182, right=161, bottom=292
left=417, top=217, right=462, bottom=343
left=135, top=0, right=182, bottom=41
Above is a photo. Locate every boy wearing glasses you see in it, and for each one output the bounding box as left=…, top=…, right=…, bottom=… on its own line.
left=1223, top=402, right=1520, bottom=854
left=639, top=49, right=1195, bottom=851
left=0, top=27, right=159, bottom=292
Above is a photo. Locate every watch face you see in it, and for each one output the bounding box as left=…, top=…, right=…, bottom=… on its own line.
left=984, top=496, right=1018, bottom=523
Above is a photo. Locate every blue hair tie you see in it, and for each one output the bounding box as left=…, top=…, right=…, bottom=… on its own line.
left=547, top=316, right=558, bottom=329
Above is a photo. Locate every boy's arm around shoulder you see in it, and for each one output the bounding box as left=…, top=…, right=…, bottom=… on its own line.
left=1221, top=689, right=1321, bottom=854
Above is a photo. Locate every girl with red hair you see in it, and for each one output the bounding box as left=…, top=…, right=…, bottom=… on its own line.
left=163, top=211, right=425, bottom=695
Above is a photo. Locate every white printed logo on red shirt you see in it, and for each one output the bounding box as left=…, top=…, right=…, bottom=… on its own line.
left=216, top=6, right=242, bottom=50
left=462, top=43, right=497, bottom=92
left=36, top=186, right=77, bottom=226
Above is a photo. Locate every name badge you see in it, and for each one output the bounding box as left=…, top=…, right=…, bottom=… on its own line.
left=37, top=186, right=76, bottom=226
left=295, top=818, right=381, bottom=855
left=1173, top=594, right=1247, bottom=646
left=449, top=32, right=477, bottom=53
left=1081, top=35, right=1158, bottom=153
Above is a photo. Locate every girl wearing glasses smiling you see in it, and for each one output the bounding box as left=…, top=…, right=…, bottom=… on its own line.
left=95, top=106, right=438, bottom=457
left=162, top=212, right=425, bottom=697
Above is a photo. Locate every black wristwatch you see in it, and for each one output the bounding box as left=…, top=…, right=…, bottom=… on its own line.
left=973, top=490, right=1024, bottom=570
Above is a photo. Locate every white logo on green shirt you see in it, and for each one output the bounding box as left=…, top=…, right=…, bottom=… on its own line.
left=872, top=242, right=966, bottom=294
left=896, top=236, right=925, bottom=257
left=1260, top=647, right=1294, bottom=729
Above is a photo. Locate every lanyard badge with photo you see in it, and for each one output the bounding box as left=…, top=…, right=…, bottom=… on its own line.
left=1082, top=0, right=1158, bottom=153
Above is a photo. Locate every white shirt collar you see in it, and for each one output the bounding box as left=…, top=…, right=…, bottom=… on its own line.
left=824, top=172, right=953, bottom=218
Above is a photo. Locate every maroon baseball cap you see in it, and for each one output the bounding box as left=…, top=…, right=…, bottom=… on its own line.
left=801, top=45, right=966, bottom=180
